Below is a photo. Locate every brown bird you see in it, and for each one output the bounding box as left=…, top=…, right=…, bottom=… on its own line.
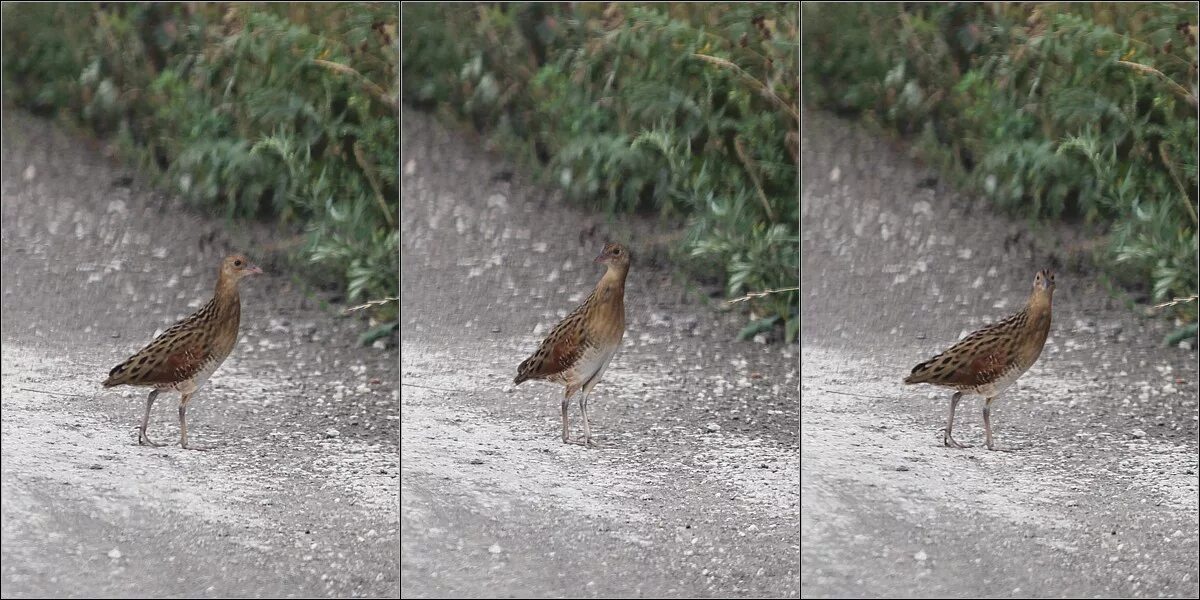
left=514, top=242, right=629, bottom=447
left=904, top=269, right=1055, bottom=450
left=103, top=254, right=262, bottom=450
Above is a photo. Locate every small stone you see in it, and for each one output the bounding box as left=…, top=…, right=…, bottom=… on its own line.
left=914, top=550, right=927, bottom=561
left=895, top=466, right=910, bottom=472
left=705, top=423, right=721, bottom=433
left=324, top=428, right=340, bottom=438
left=107, top=548, right=122, bottom=559
left=469, top=458, right=484, bottom=465
left=1180, top=341, right=1193, bottom=351
left=1130, top=429, right=1146, bottom=439
left=488, top=543, right=502, bottom=554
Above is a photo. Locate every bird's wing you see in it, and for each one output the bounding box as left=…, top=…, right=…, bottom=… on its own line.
left=905, top=312, right=1023, bottom=386
left=515, top=297, right=592, bottom=383
left=104, top=313, right=210, bottom=386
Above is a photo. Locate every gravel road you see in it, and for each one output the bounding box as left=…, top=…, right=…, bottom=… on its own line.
left=800, top=110, right=1199, bottom=598
left=1, top=113, right=399, bottom=598
left=399, top=108, right=800, bottom=597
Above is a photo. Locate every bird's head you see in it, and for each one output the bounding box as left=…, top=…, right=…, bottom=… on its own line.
left=221, top=254, right=264, bottom=282
left=594, top=242, right=630, bottom=270
left=1033, top=269, right=1055, bottom=295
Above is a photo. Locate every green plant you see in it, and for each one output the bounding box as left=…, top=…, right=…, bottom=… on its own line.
left=803, top=3, right=1198, bottom=328
left=403, top=2, right=799, bottom=340
left=2, top=3, right=399, bottom=323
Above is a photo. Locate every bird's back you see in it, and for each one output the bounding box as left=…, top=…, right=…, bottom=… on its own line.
left=905, top=304, right=1050, bottom=394
left=104, top=297, right=240, bottom=389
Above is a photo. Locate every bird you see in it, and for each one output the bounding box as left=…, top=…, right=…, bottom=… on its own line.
left=103, top=254, right=263, bottom=450
left=904, top=269, right=1055, bottom=451
left=514, top=242, right=629, bottom=447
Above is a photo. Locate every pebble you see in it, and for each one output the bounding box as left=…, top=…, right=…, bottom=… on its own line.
left=705, top=423, right=721, bottom=433
left=1130, top=429, right=1146, bottom=439
left=488, top=543, right=502, bottom=554
left=324, top=428, right=340, bottom=438
left=107, top=548, right=121, bottom=559
left=914, top=550, right=927, bottom=561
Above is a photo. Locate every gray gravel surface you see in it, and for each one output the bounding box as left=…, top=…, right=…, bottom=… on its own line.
left=800, top=110, right=1199, bottom=598
left=399, top=107, right=801, bottom=598
left=1, top=113, right=399, bottom=598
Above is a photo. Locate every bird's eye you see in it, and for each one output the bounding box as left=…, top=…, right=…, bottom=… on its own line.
left=234, top=260, right=243, bottom=267
left=613, top=248, right=621, bottom=255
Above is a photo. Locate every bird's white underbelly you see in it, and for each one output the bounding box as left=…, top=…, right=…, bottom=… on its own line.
left=969, top=364, right=1026, bottom=397
left=158, top=357, right=223, bottom=394
left=573, top=344, right=619, bottom=389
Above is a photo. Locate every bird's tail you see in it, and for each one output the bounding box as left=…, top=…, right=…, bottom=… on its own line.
left=513, top=355, right=537, bottom=385
left=102, top=359, right=132, bottom=388
left=903, top=358, right=935, bottom=385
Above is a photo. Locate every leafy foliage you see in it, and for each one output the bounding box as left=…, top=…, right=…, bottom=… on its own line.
left=2, top=3, right=399, bottom=321
left=803, top=3, right=1199, bottom=329
left=403, top=3, right=799, bottom=341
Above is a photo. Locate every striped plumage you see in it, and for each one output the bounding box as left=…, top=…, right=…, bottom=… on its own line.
left=904, top=269, right=1054, bottom=450
left=104, top=254, right=262, bottom=449
left=514, top=242, right=629, bottom=447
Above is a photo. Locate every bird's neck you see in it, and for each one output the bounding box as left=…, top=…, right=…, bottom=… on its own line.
left=1027, top=289, right=1052, bottom=314
left=1025, top=289, right=1053, bottom=333
left=212, top=274, right=242, bottom=322
left=596, top=264, right=627, bottom=298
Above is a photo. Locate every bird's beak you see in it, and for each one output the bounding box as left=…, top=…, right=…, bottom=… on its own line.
left=594, top=251, right=609, bottom=264
left=248, top=264, right=264, bottom=275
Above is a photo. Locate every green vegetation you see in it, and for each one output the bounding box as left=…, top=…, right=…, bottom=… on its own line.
left=804, top=3, right=1199, bottom=338
left=2, top=3, right=399, bottom=322
left=403, top=3, right=799, bottom=341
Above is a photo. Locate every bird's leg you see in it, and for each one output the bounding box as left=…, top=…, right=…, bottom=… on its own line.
left=561, top=390, right=571, bottom=444
left=983, top=396, right=998, bottom=451
left=178, top=392, right=209, bottom=451
left=578, top=391, right=595, bottom=448
left=943, top=391, right=972, bottom=449
left=138, top=390, right=165, bottom=447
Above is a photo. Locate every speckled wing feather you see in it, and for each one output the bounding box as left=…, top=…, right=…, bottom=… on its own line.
left=513, top=293, right=593, bottom=385
left=904, top=308, right=1028, bottom=387
left=103, top=299, right=228, bottom=387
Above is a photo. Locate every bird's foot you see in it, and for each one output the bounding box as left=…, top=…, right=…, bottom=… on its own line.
left=180, top=440, right=212, bottom=451
left=569, top=437, right=598, bottom=448
left=942, top=430, right=972, bottom=449
left=138, top=431, right=165, bottom=448
left=988, top=444, right=1018, bottom=453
